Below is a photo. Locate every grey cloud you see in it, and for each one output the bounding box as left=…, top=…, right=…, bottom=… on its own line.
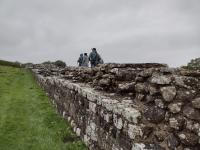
left=0, top=0, right=199, bottom=67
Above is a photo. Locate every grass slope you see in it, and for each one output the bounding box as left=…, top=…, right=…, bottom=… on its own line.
left=0, top=60, right=21, bottom=68
left=0, top=65, right=87, bottom=150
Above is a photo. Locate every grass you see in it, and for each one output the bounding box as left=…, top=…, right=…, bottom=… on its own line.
left=0, top=65, right=87, bottom=150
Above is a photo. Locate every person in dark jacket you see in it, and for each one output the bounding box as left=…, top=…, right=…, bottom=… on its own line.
left=77, top=54, right=83, bottom=66
left=89, top=48, right=102, bottom=67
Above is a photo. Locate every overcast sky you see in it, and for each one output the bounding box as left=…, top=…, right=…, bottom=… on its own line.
left=0, top=0, right=199, bottom=67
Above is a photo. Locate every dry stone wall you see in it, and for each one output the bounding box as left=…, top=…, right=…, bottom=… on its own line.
left=31, top=63, right=200, bottom=150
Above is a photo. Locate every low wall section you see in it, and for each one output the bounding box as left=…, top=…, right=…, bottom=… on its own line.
left=32, top=63, right=200, bottom=150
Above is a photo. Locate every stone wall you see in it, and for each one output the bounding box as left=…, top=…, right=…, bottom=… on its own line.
left=31, top=63, right=200, bottom=150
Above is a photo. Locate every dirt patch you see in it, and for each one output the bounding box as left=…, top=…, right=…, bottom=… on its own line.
left=62, top=136, right=79, bottom=143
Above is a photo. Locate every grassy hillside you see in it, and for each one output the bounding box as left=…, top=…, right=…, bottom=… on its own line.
left=0, top=65, right=87, bottom=150
left=0, top=60, right=21, bottom=68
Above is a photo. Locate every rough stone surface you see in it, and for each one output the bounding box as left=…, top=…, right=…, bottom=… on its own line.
left=169, top=117, right=185, bottom=131
left=160, top=86, right=176, bottom=102
left=192, top=98, right=200, bottom=109
left=131, top=143, right=146, bottom=150
left=135, top=83, right=148, bottom=93
left=166, top=134, right=180, bottom=150
left=144, top=144, right=166, bottom=150
left=150, top=74, right=172, bottom=85
left=155, top=99, right=165, bottom=109
left=168, top=102, right=182, bottom=113
left=123, top=107, right=141, bottom=124
left=183, top=106, right=200, bottom=121
left=144, top=106, right=166, bottom=123
left=128, top=124, right=143, bottom=140
left=30, top=63, right=200, bottom=150
left=118, top=82, right=135, bottom=92
left=186, top=120, right=200, bottom=136
left=178, top=132, right=199, bottom=146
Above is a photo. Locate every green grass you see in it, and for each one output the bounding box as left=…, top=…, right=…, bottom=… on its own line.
left=0, top=65, right=87, bottom=150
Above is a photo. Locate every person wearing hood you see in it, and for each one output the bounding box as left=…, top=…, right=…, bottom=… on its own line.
left=77, top=54, right=83, bottom=66
left=82, top=53, right=89, bottom=67
left=89, top=48, right=102, bottom=67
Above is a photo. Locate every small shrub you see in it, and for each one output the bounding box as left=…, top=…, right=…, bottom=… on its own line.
left=185, top=58, right=200, bottom=70
left=54, top=60, right=66, bottom=68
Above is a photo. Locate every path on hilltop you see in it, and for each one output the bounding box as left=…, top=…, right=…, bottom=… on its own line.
left=0, top=65, right=87, bottom=150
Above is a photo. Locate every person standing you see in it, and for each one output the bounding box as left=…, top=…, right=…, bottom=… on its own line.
left=89, top=48, right=101, bottom=67
left=77, top=54, right=83, bottom=66
left=82, top=53, right=89, bottom=67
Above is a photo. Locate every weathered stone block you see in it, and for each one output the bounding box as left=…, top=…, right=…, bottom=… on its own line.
left=168, top=102, right=182, bottom=113
left=122, top=107, right=141, bottom=124
left=183, top=106, right=200, bottom=121
left=178, top=132, right=199, bottom=146
left=128, top=124, right=143, bottom=140
left=150, top=74, right=172, bottom=85
left=144, top=106, right=166, bottom=123
left=160, top=86, right=176, bottom=102
left=192, top=98, right=200, bottom=109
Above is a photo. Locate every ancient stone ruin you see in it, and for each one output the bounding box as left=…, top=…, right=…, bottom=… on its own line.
left=30, top=63, right=200, bottom=150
